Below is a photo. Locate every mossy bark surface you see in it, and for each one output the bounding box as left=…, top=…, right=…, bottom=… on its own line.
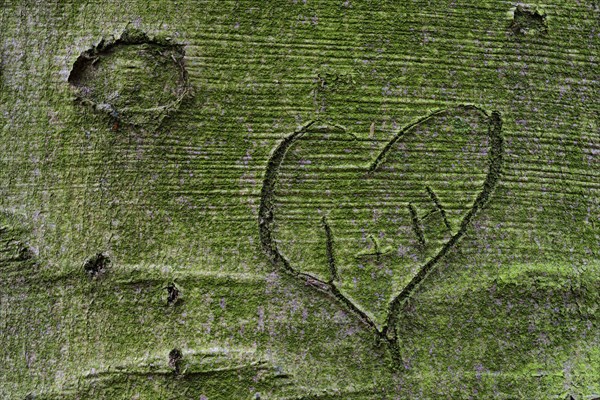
left=1, top=1, right=599, bottom=399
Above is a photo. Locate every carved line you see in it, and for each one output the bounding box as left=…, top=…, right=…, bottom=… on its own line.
left=408, top=203, right=426, bottom=248
left=425, top=186, right=452, bottom=231
left=420, top=207, right=438, bottom=221
left=368, top=105, right=490, bottom=172
left=258, top=108, right=504, bottom=364
left=354, top=235, right=394, bottom=263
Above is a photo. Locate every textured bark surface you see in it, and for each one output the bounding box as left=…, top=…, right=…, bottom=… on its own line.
left=1, top=1, right=599, bottom=399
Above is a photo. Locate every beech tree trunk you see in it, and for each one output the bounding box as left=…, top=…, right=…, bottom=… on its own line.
left=1, top=1, right=598, bottom=399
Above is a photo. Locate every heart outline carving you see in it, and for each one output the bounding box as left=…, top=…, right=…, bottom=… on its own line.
left=259, top=105, right=503, bottom=363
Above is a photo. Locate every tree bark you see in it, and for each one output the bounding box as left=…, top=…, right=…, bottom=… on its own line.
left=1, top=1, right=598, bottom=399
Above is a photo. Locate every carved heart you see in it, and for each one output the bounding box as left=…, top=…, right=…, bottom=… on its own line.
left=259, top=105, right=502, bottom=342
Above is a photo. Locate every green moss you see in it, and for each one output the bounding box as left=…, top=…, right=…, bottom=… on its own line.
left=0, top=0, right=598, bottom=398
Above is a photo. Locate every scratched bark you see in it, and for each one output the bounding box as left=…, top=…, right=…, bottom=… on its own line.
left=1, top=1, right=599, bottom=399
